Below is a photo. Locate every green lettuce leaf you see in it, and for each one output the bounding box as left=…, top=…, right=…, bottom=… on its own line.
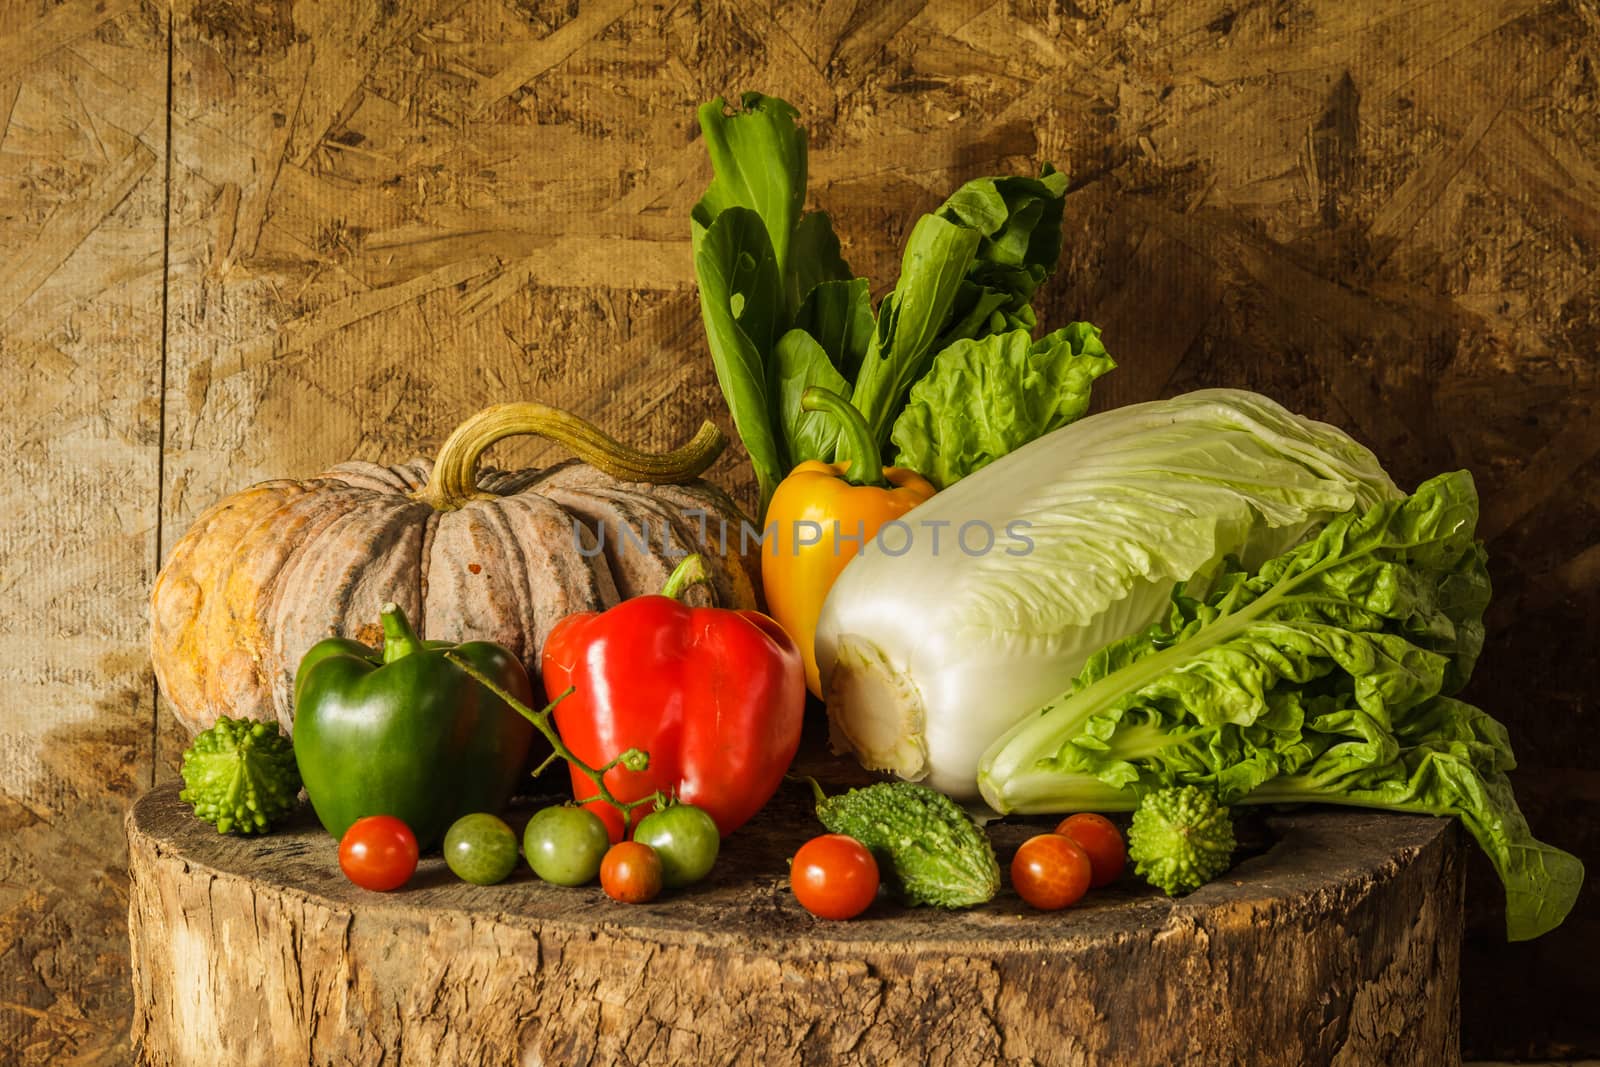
left=1248, top=699, right=1579, bottom=941
left=889, top=323, right=1115, bottom=488
left=978, top=471, right=1583, bottom=941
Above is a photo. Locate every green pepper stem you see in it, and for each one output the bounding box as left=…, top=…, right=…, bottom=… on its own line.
left=660, top=553, right=713, bottom=601
left=379, top=603, right=427, bottom=663
left=800, top=387, right=888, bottom=488
left=443, top=654, right=663, bottom=833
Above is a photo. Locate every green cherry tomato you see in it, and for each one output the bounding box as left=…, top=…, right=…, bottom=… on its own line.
left=632, top=804, right=720, bottom=889
left=443, top=813, right=519, bottom=886
left=524, top=804, right=611, bottom=887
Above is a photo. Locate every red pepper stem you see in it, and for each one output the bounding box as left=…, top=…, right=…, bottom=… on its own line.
left=379, top=603, right=428, bottom=663
left=660, top=553, right=713, bottom=601
left=443, top=655, right=661, bottom=829
left=800, top=387, right=889, bottom=488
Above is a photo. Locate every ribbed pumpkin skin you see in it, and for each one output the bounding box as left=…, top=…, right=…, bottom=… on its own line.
left=151, top=458, right=759, bottom=737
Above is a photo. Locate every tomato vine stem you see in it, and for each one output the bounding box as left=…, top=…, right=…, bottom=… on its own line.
left=443, top=655, right=665, bottom=833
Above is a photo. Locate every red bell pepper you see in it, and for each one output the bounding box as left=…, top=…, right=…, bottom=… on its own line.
left=540, top=555, right=806, bottom=841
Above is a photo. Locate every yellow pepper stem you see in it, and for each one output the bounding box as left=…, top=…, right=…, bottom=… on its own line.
left=799, top=387, right=889, bottom=488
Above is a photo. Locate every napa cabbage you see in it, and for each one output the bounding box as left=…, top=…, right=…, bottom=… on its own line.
left=814, top=388, right=1400, bottom=798
left=977, top=471, right=1582, bottom=940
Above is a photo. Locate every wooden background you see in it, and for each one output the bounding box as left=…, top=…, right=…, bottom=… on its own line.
left=2, top=0, right=1596, bottom=1060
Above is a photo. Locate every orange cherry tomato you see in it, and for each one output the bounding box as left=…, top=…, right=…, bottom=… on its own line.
left=339, top=815, right=419, bottom=892
left=601, top=840, right=663, bottom=903
left=1011, top=833, right=1092, bottom=910
left=791, top=834, right=879, bottom=920
left=1054, top=813, right=1127, bottom=888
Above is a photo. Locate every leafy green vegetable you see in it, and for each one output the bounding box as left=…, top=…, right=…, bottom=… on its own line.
left=1127, top=786, right=1236, bottom=896
left=977, top=471, right=1583, bottom=940
left=794, top=278, right=874, bottom=384
left=812, top=780, right=1000, bottom=908
left=933, top=167, right=1069, bottom=341
left=691, top=94, right=1095, bottom=513
left=692, top=94, right=813, bottom=311
left=774, top=329, right=850, bottom=469
left=819, top=388, right=1399, bottom=798
left=848, top=215, right=982, bottom=447
left=692, top=94, right=850, bottom=505
left=692, top=206, right=788, bottom=503
left=889, top=323, right=1116, bottom=488
left=179, top=716, right=301, bottom=835
left=1244, top=698, right=1580, bottom=939
left=849, top=170, right=1075, bottom=450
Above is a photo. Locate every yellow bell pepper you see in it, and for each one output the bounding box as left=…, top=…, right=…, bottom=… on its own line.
left=762, top=387, right=936, bottom=696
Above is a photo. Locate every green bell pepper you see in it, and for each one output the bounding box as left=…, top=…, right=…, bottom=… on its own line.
left=292, top=603, right=540, bottom=850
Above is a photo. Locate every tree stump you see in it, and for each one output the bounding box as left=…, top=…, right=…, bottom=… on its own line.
left=128, top=782, right=1463, bottom=1066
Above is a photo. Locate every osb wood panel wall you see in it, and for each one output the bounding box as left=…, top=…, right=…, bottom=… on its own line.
left=1, top=0, right=1595, bottom=1060
left=1, top=1, right=167, bottom=1063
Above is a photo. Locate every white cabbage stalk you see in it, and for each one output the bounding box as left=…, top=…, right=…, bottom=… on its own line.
left=814, top=388, right=1400, bottom=799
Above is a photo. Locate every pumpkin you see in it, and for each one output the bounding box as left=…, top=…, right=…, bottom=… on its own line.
left=151, top=403, right=761, bottom=737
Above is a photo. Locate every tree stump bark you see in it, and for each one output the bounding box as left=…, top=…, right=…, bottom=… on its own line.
left=127, top=781, right=1463, bottom=1066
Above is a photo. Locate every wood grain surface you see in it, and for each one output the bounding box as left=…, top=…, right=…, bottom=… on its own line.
left=127, top=781, right=1463, bottom=1066
left=0, top=2, right=166, bottom=1063
left=1, top=0, right=1596, bottom=1060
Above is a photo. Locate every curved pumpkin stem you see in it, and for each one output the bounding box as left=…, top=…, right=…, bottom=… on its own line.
left=414, top=402, right=727, bottom=511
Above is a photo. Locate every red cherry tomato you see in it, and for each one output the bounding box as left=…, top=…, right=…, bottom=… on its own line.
left=1054, top=813, right=1127, bottom=888
left=791, top=834, right=879, bottom=920
left=601, top=841, right=663, bottom=904
left=1011, top=833, right=1092, bottom=910
left=339, top=815, right=419, bottom=892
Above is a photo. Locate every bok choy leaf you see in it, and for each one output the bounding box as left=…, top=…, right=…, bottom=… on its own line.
left=691, top=94, right=1090, bottom=513
left=774, top=329, right=851, bottom=468
left=691, top=94, right=853, bottom=505
left=691, top=206, right=788, bottom=506
left=850, top=169, right=1072, bottom=450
